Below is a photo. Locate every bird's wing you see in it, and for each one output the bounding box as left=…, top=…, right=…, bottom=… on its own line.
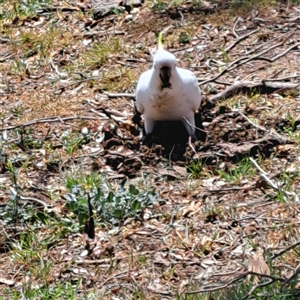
left=136, top=70, right=154, bottom=114
left=178, top=68, right=202, bottom=111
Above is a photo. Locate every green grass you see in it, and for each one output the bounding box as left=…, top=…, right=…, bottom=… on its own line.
left=150, top=0, right=168, bottom=12
left=217, top=157, right=256, bottom=184
left=187, top=160, right=203, bottom=179
left=61, top=130, right=88, bottom=155
left=0, top=0, right=53, bottom=21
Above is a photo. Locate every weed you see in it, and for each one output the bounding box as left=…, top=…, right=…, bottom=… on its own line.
left=190, top=0, right=204, bottom=5
left=10, top=59, right=28, bottom=77
left=110, top=7, right=125, bottom=15
left=65, top=173, right=158, bottom=226
left=217, top=157, right=256, bottom=184
left=5, top=160, right=21, bottom=222
left=0, top=0, right=53, bottom=21
left=61, top=130, right=88, bottom=155
left=187, top=160, right=203, bottom=179
left=83, top=37, right=123, bottom=68
left=151, top=0, right=167, bottom=12
left=220, top=48, right=230, bottom=63
left=179, top=32, right=191, bottom=44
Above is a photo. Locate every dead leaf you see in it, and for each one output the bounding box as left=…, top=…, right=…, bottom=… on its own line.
left=247, top=249, right=270, bottom=284
left=153, top=252, right=170, bottom=267
left=0, top=277, right=14, bottom=286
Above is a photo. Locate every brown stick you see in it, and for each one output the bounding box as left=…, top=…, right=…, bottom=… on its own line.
left=225, top=29, right=259, bottom=52
left=200, top=30, right=298, bottom=86
left=209, top=80, right=299, bottom=104
left=0, top=116, right=99, bottom=131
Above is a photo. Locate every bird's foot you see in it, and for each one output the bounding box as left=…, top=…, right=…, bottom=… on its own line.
left=188, top=135, right=197, bottom=155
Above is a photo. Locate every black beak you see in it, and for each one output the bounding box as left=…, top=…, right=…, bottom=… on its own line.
left=159, top=66, right=171, bottom=89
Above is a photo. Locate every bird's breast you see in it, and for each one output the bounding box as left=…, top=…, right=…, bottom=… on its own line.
left=146, top=90, right=191, bottom=120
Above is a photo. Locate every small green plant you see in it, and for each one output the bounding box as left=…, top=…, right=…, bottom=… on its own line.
left=5, top=159, right=21, bottom=222
left=10, top=59, right=28, bottom=76
left=218, top=158, right=256, bottom=183
left=0, top=0, right=53, bottom=21
left=65, top=173, right=158, bottom=226
left=179, top=32, right=191, bottom=44
left=110, top=7, right=125, bottom=15
left=220, top=48, right=230, bottom=63
left=61, top=131, right=87, bottom=155
left=283, top=113, right=299, bottom=139
left=151, top=0, right=167, bottom=12
left=187, top=160, right=203, bottom=179
left=190, top=0, right=204, bottom=5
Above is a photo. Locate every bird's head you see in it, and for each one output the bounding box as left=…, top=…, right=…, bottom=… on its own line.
left=151, top=33, right=176, bottom=89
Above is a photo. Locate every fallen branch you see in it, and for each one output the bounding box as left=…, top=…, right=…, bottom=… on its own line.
left=200, top=30, right=298, bottom=86
left=234, top=110, right=267, bottom=132
left=20, top=196, right=54, bottom=211
left=249, top=157, right=298, bottom=202
left=232, top=109, right=288, bottom=142
left=225, top=29, right=259, bottom=52
left=266, top=75, right=300, bottom=81
left=186, top=271, right=285, bottom=295
left=103, top=92, right=135, bottom=98
left=271, top=240, right=300, bottom=260
left=0, top=116, right=99, bottom=131
left=269, top=42, right=300, bottom=62
left=209, top=80, right=299, bottom=104
left=228, top=42, right=300, bottom=71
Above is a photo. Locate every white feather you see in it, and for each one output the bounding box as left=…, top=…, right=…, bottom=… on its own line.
left=136, top=48, right=202, bottom=136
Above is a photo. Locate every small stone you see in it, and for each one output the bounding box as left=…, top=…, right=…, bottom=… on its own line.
left=81, top=127, right=89, bottom=135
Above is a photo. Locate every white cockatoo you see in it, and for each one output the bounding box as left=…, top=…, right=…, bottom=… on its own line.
left=136, top=33, right=202, bottom=142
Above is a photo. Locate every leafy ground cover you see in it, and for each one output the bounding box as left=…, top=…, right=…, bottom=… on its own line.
left=1, top=0, right=300, bottom=299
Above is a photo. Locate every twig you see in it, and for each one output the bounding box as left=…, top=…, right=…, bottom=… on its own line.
left=271, top=240, right=300, bottom=260
left=246, top=35, right=281, bottom=55
left=232, top=17, right=241, bottom=38
left=227, top=42, right=285, bottom=70
left=186, top=271, right=285, bottom=295
left=269, top=43, right=300, bottom=62
left=241, top=278, right=273, bottom=300
left=20, top=196, right=54, bottom=211
left=233, top=110, right=267, bottom=132
left=209, top=80, right=299, bottom=104
left=182, top=116, right=205, bottom=133
left=186, top=272, right=247, bottom=294
left=225, top=29, right=259, bottom=52
left=36, top=6, right=80, bottom=13
left=0, top=116, right=99, bottom=131
left=100, top=270, right=133, bottom=287
left=249, top=157, right=298, bottom=201
left=282, top=263, right=300, bottom=288
left=76, top=249, right=167, bottom=264
left=266, top=75, right=300, bottom=81
left=103, top=92, right=135, bottom=98
left=233, top=109, right=288, bottom=142
left=49, top=59, right=68, bottom=79
left=200, top=30, right=298, bottom=86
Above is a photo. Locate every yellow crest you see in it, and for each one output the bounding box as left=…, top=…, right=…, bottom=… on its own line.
left=157, top=32, right=163, bottom=50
